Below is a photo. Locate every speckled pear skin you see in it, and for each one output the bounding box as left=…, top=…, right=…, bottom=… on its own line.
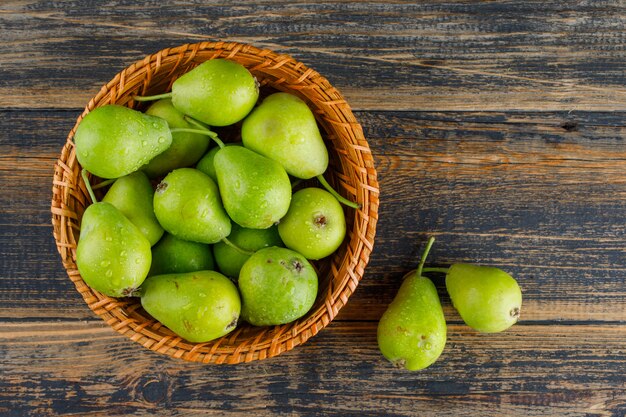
left=76, top=202, right=152, bottom=298
left=142, top=98, right=210, bottom=178
left=277, top=187, right=346, bottom=260
left=153, top=168, right=231, bottom=244
left=140, top=270, right=241, bottom=343
left=446, top=264, right=522, bottom=333
left=241, top=92, right=329, bottom=179
left=239, top=247, right=318, bottom=326
left=213, top=224, right=283, bottom=278
left=149, top=233, right=215, bottom=277
left=102, top=171, right=163, bottom=246
left=214, top=146, right=291, bottom=229
left=74, top=104, right=172, bottom=179
left=171, top=59, right=259, bottom=127
left=377, top=271, right=447, bottom=371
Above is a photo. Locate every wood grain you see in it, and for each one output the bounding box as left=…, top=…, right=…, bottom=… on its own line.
left=1, top=320, right=626, bottom=417
left=2, top=1, right=626, bottom=415
left=1, top=110, right=624, bottom=324
left=1, top=1, right=625, bottom=111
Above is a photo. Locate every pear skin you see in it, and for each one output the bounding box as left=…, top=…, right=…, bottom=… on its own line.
left=149, top=233, right=215, bottom=276
left=214, top=146, right=291, bottom=229
left=142, top=98, right=210, bottom=178
left=171, top=59, right=259, bottom=127
left=377, top=271, right=447, bottom=371
left=76, top=202, right=152, bottom=297
left=153, top=168, right=231, bottom=244
left=446, top=264, right=522, bottom=333
left=140, top=270, right=241, bottom=342
left=75, top=105, right=172, bottom=179
left=241, top=92, right=328, bottom=179
left=102, top=171, right=163, bottom=246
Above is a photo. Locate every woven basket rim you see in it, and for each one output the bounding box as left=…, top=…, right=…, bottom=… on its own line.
left=51, top=40, right=379, bottom=364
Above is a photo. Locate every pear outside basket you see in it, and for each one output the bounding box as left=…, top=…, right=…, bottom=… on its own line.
left=51, top=41, right=379, bottom=364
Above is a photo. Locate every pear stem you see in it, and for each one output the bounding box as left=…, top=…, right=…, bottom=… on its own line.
left=291, top=179, right=303, bottom=190
left=421, top=267, right=450, bottom=274
left=91, top=178, right=116, bottom=190
left=133, top=92, right=173, bottom=102
left=170, top=128, right=225, bottom=149
left=416, top=236, right=436, bottom=278
left=316, top=174, right=361, bottom=209
left=81, top=169, right=98, bottom=204
left=221, top=237, right=255, bottom=256
left=184, top=115, right=210, bottom=130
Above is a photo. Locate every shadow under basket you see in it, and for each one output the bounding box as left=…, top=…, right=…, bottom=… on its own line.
left=51, top=41, right=379, bottom=364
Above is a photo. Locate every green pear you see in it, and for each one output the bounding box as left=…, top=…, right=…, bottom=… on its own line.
left=377, top=270, right=447, bottom=371
left=278, top=187, right=346, bottom=260
left=377, top=237, right=447, bottom=371
left=241, top=92, right=328, bottom=179
left=239, top=247, right=318, bottom=326
left=213, top=224, right=283, bottom=278
left=171, top=59, right=259, bottom=126
left=102, top=171, right=163, bottom=246
left=446, top=264, right=522, bottom=333
left=153, top=168, right=231, bottom=244
left=196, top=142, right=240, bottom=182
left=74, top=104, right=172, bottom=179
left=142, top=99, right=210, bottom=178
left=140, top=270, right=241, bottom=342
left=76, top=202, right=152, bottom=297
left=149, top=233, right=215, bottom=276
left=214, top=146, right=291, bottom=229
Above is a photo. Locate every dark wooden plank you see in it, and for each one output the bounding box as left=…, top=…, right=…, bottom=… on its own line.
left=1, top=1, right=625, bottom=110
left=1, top=320, right=626, bottom=416
left=1, top=109, right=624, bottom=324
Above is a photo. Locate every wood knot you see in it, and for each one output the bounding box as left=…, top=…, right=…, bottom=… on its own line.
left=560, top=121, right=578, bottom=132
left=142, top=378, right=168, bottom=404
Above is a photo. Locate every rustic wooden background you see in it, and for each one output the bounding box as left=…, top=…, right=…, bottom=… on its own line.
left=1, top=1, right=625, bottom=416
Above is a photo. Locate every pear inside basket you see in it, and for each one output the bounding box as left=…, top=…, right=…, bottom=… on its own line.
left=51, top=42, right=378, bottom=364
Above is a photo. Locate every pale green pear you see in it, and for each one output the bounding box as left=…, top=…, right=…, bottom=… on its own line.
left=102, top=171, right=163, bottom=246
left=213, top=224, right=283, bottom=278
left=377, top=271, right=447, bottom=371
left=153, top=168, right=231, bottom=244
left=149, top=233, right=215, bottom=276
left=214, top=146, right=291, bottom=229
left=140, top=270, right=241, bottom=342
left=171, top=59, right=259, bottom=126
left=142, top=99, right=210, bottom=178
left=446, top=264, right=522, bottom=333
left=74, top=105, right=172, bottom=179
left=241, top=92, right=328, bottom=179
left=76, top=202, right=152, bottom=297
left=239, top=247, right=318, bottom=326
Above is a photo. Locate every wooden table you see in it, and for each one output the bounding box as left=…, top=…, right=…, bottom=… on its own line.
left=2, top=2, right=625, bottom=416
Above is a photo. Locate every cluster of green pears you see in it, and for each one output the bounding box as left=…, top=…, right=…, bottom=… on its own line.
left=74, top=59, right=358, bottom=343
left=377, top=237, right=523, bottom=371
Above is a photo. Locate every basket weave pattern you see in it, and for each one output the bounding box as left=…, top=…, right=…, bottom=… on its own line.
left=51, top=41, right=379, bottom=364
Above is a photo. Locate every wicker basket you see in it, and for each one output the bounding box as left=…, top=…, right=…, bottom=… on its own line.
left=51, top=41, right=379, bottom=364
